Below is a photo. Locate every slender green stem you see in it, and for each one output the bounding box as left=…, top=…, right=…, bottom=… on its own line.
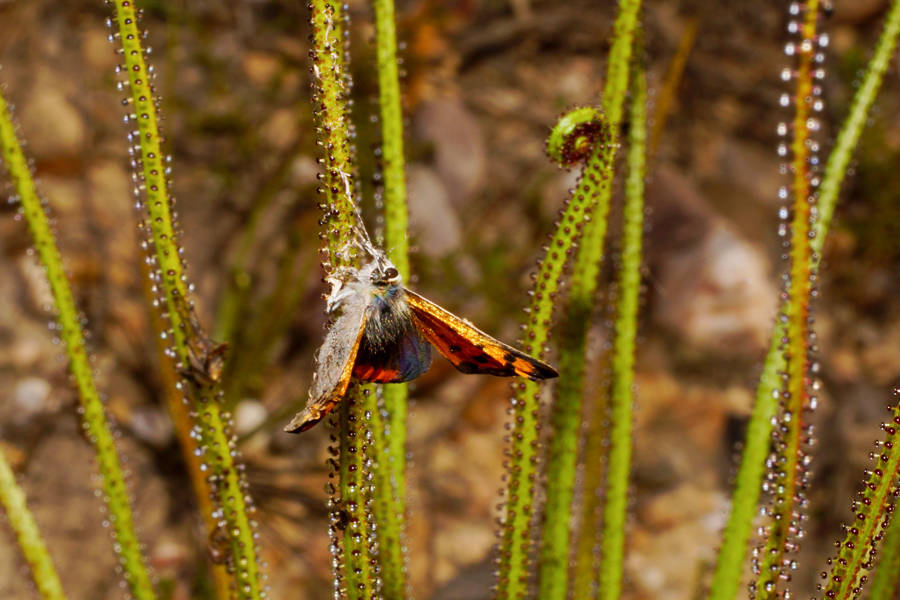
left=109, top=3, right=263, bottom=597
left=373, top=0, right=409, bottom=273
left=335, top=392, right=378, bottom=599
left=500, top=0, right=643, bottom=589
left=706, top=331, right=785, bottom=600
left=536, top=269, right=594, bottom=600
left=808, top=31, right=900, bottom=597
left=141, top=260, right=234, bottom=599
left=534, top=2, right=642, bottom=598
left=597, top=50, right=646, bottom=600
left=817, top=390, right=900, bottom=598
left=498, top=0, right=642, bottom=588
left=370, top=380, right=407, bottom=597
left=310, top=0, right=358, bottom=259
left=868, top=472, right=900, bottom=600
left=708, top=3, right=900, bottom=597
left=307, top=0, right=379, bottom=596
left=753, top=5, right=819, bottom=598
left=372, top=0, right=411, bottom=593
left=570, top=359, right=611, bottom=600
left=0, top=83, right=156, bottom=600
left=496, top=106, right=612, bottom=600
left=0, top=448, right=67, bottom=600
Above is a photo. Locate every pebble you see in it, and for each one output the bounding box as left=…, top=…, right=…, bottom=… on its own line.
left=242, top=51, right=281, bottom=87
left=406, top=164, right=462, bottom=258
left=130, top=405, right=173, bottom=448
left=413, top=99, right=486, bottom=206
left=13, top=377, right=52, bottom=422
left=234, top=399, right=267, bottom=435
left=261, top=107, right=299, bottom=151
left=19, top=74, right=86, bottom=158
left=648, top=167, right=777, bottom=355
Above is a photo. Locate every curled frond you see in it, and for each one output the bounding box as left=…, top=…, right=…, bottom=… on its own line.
left=546, top=107, right=610, bottom=168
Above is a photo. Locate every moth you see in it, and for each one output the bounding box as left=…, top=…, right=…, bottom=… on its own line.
left=285, top=239, right=558, bottom=433
left=173, top=292, right=229, bottom=387
left=206, top=524, right=234, bottom=573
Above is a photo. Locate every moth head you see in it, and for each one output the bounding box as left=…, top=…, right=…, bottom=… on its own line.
left=370, top=256, right=402, bottom=287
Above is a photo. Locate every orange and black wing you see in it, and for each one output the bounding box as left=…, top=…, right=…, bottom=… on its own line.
left=284, top=293, right=368, bottom=433
left=406, top=290, right=558, bottom=381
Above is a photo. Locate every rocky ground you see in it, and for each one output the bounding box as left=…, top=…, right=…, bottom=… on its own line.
left=0, top=0, right=898, bottom=598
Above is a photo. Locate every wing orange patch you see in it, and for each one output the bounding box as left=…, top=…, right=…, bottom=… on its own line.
left=406, top=290, right=558, bottom=381
left=352, top=364, right=404, bottom=382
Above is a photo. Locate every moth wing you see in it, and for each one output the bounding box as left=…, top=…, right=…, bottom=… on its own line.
left=352, top=327, right=433, bottom=383
left=284, top=291, right=368, bottom=433
left=405, top=290, right=558, bottom=381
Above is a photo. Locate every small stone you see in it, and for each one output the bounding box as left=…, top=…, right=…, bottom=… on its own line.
left=289, top=155, right=321, bottom=187
left=261, top=108, right=299, bottom=151
left=8, top=337, right=45, bottom=369
left=432, top=520, right=495, bottom=587
left=19, top=74, right=86, bottom=158
left=13, top=377, right=52, bottom=422
left=234, top=400, right=267, bottom=436
left=830, top=347, right=861, bottom=383
left=407, top=164, right=462, bottom=258
left=242, top=51, right=281, bottom=87
left=151, top=536, right=189, bottom=570
left=81, top=27, right=120, bottom=71
left=648, top=167, right=777, bottom=355
left=130, top=405, right=174, bottom=448
left=413, top=99, right=486, bottom=206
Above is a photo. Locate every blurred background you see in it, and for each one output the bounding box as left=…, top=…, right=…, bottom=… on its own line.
left=0, top=0, right=898, bottom=598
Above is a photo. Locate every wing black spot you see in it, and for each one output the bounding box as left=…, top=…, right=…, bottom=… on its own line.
left=525, top=359, right=560, bottom=380
left=449, top=344, right=461, bottom=354
left=457, top=361, right=479, bottom=373
left=492, top=365, right=517, bottom=377
left=474, top=355, right=490, bottom=364
left=503, top=352, right=516, bottom=362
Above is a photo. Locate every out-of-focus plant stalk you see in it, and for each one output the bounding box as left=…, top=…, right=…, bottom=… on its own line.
left=597, top=49, right=647, bottom=600
left=496, top=103, right=611, bottom=600
left=710, top=1, right=900, bottom=597
left=868, top=445, right=900, bottom=600
left=0, top=448, right=67, bottom=600
left=533, top=2, right=642, bottom=598
left=140, top=258, right=233, bottom=599
left=0, top=82, right=156, bottom=600
left=569, top=356, right=611, bottom=600
left=108, top=3, right=263, bottom=597
left=371, top=0, right=411, bottom=595
left=817, top=389, right=900, bottom=598
left=752, top=4, right=820, bottom=597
